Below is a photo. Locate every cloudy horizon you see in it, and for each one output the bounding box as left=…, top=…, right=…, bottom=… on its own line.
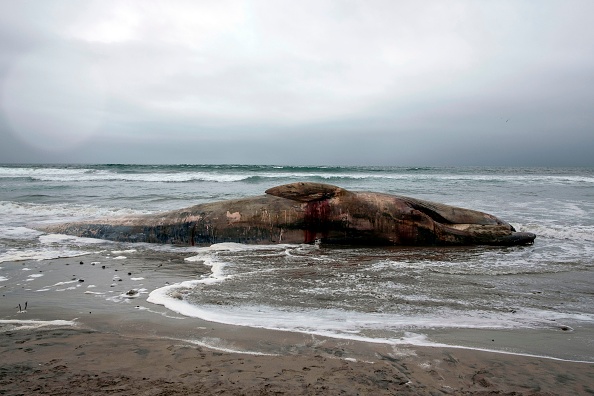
left=1, top=1, right=593, bottom=166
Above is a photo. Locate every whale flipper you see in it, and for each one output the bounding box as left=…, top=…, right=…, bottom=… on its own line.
left=398, top=197, right=505, bottom=226
left=265, top=182, right=350, bottom=202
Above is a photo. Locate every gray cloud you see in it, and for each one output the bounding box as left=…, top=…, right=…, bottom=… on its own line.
left=1, top=0, right=593, bottom=166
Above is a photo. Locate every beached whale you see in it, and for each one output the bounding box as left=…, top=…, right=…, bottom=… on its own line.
left=40, top=182, right=536, bottom=246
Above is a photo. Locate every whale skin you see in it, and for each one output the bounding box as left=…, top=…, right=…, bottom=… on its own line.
left=39, top=182, right=536, bottom=246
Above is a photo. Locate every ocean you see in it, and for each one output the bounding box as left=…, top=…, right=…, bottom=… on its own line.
left=1, top=164, right=593, bottom=361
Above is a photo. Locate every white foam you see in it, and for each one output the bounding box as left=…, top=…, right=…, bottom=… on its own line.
left=28, top=273, right=44, bottom=278
left=0, top=166, right=93, bottom=180
left=0, top=166, right=251, bottom=183
left=521, top=308, right=594, bottom=323
left=134, top=305, right=186, bottom=319
left=372, top=238, right=594, bottom=276
left=0, top=276, right=9, bottom=282
left=147, top=239, right=594, bottom=348
left=39, top=234, right=108, bottom=245
left=0, top=247, right=89, bottom=263
left=0, top=319, right=77, bottom=332
left=147, top=293, right=594, bottom=363
left=189, top=242, right=304, bottom=253
left=182, top=243, right=307, bottom=285
left=147, top=272, right=594, bottom=349
left=112, top=256, right=127, bottom=260
left=2, top=165, right=592, bottom=185
left=111, top=249, right=136, bottom=254
left=51, top=280, right=79, bottom=286
left=0, top=200, right=146, bottom=228
left=524, top=223, right=594, bottom=242
left=179, top=337, right=279, bottom=356
left=130, top=277, right=144, bottom=281
left=0, top=226, right=43, bottom=240
left=185, top=257, right=228, bottom=284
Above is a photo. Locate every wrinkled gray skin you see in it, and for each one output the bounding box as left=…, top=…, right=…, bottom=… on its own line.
left=39, top=182, right=536, bottom=246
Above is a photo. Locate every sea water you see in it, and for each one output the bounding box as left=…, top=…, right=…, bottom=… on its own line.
left=0, top=164, right=593, bottom=361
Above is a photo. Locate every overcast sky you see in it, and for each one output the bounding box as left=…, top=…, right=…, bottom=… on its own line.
left=0, top=1, right=593, bottom=166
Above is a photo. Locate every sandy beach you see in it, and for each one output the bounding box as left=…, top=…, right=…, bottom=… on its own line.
left=1, top=253, right=593, bottom=395
left=2, top=324, right=594, bottom=395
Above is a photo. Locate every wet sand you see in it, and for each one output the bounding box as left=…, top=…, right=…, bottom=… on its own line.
left=2, top=325, right=594, bottom=395
left=1, top=253, right=594, bottom=395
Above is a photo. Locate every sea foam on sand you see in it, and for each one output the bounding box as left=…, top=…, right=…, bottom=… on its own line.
left=0, top=319, right=77, bottom=331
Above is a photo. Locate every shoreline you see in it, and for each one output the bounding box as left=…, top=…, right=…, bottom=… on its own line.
left=2, top=322, right=594, bottom=395
left=1, top=253, right=594, bottom=394
left=3, top=251, right=592, bottom=363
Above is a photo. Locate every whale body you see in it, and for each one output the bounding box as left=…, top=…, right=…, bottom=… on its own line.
left=40, top=182, right=536, bottom=246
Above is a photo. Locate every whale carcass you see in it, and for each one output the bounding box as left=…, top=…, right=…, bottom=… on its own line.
left=40, top=182, right=536, bottom=246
